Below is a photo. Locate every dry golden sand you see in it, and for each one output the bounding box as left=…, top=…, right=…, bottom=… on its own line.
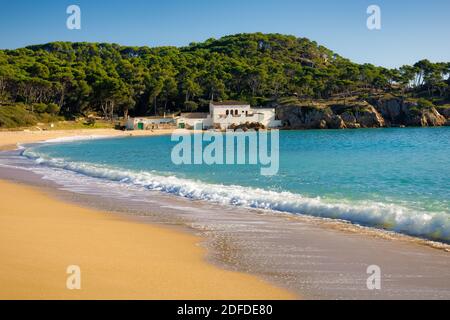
left=0, top=128, right=174, bottom=151
left=0, top=128, right=293, bottom=299
left=0, top=180, right=294, bottom=300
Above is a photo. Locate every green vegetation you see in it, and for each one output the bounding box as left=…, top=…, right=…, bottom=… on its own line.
left=0, top=104, right=38, bottom=128
left=45, top=120, right=114, bottom=130
left=0, top=33, right=449, bottom=128
left=0, top=104, right=113, bottom=130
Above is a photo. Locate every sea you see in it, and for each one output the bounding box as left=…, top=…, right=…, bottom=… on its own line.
left=19, top=127, right=450, bottom=243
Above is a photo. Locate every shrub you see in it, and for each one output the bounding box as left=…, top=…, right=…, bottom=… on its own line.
left=416, top=98, right=434, bottom=109
left=46, top=103, right=60, bottom=115
left=0, top=104, right=37, bottom=128
left=32, top=102, right=48, bottom=113
left=85, top=117, right=96, bottom=126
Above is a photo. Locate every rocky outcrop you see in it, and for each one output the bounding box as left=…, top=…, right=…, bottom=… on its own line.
left=276, top=105, right=345, bottom=129
left=340, top=112, right=360, bottom=129
left=436, top=107, right=450, bottom=126
left=277, top=103, right=384, bottom=129
left=436, top=107, right=450, bottom=118
left=276, top=97, right=448, bottom=130
left=368, top=97, right=408, bottom=126
left=229, top=122, right=266, bottom=131
left=356, top=105, right=386, bottom=128
left=331, top=104, right=385, bottom=128
left=369, top=97, right=447, bottom=127
left=405, top=107, right=446, bottom=127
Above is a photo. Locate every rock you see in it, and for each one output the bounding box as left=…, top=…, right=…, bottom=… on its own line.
left=275, top=97, right=445, bottom=130
left=327, top=114, right=346, bottom=129
left=436, top=107, right=450, bottom=119
left=369, top=97, right=412, bottom=126
left=330, top=103, right=384, bottom=128
left=424, top=108, right=446, bottom=126
left=229, top=122, right=266, bottom=131
left=354, top=105, right=385, bottom=128
left=340, top=112, right=361, bottom=128
left=436, top=107, right=450, bottom=126
left=370, top=97, right=446, bottom=127
left=276, top=105, right=345, bottom=129
left=340, top=112, right=358, bottom=129
left=404, top=106, right=445, bottom=127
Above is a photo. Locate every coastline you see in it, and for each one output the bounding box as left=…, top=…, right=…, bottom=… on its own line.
left=0, top=179, right=294, bottom=300
left=0, top=128, right=175, bottom=151
left=0, top=128, right=295, bottom=299
left=1, top=128, right=449, bottom=299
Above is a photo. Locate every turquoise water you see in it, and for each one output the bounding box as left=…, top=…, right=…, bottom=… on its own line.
left=23, top=128, right=450, bottom=242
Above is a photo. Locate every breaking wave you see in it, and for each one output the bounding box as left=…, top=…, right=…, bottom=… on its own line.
left=22, top=148, right=450, bottom=243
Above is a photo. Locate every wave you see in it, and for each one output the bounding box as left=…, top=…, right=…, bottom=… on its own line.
left=43, top=135, right=109, bottom=144
left=22, top=148, right=450, bottom=243
left=17, top=135, right=108, bottom=149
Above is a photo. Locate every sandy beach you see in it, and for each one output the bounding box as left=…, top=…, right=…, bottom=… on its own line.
left=0, top=129, right=294, bottom=299
left=0, top=179, right=293, bottom=299
left=1, top=128, right=449, bottom=300
left=0, top=128, right=174, bottom=151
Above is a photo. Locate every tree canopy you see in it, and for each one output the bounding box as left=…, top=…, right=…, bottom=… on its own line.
left=0, top=33, right=449, bottom=119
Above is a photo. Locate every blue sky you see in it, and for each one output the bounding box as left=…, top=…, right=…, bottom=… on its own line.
left=0, top=0, right=449, bottom=68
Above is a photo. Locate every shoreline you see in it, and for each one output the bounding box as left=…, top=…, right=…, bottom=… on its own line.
left=1, top=128, right=449, bottom=299
left=0, top=178, right=294, bottom=300
left=0, top=128, right=175, bottom=151
left=0, top=128, right=296, bottom=299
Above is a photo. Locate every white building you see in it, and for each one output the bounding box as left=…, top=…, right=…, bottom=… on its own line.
left=176, top=101, right=281, bottom=130
left=126, top=116, right=176, bottom=130
left=177, top=113, right=211, bottom=130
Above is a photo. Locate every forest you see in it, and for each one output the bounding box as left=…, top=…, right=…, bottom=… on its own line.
left=0, top=33, right=449, bottom=127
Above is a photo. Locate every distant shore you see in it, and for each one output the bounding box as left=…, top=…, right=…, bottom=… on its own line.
left=0, top=128, right=175, bottom=151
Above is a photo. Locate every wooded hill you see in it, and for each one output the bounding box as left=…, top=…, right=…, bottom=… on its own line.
left=0, top=33, right=449, bottom=128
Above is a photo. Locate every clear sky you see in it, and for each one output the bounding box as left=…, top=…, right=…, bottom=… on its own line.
left=0, top=0, right=449, bottom=68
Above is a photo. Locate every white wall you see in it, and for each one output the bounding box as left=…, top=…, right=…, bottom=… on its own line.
left=177, top=116, right=213, bottom=130
left=214, top=114, right=263, bottom=129
left=127, top=118, right=175, bottom=130
left=251, top=108, right=281, bottom=128
left=176, top=105, right=281, bottom=130
left=210, top=104, right=251, bottom=123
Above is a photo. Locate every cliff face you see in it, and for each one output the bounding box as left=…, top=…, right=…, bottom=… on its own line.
left=276, top=97, right=449, bottom=130
left=436, top=107, right=450, bottom=126
left=276, top=106, right=344, bottom=129
left=276, top=103, right=385, bottom=129
left=369, top=97, right=446, bottom=127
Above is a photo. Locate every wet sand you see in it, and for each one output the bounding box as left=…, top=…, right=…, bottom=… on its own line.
left=0, top=179, right=294, bottom=300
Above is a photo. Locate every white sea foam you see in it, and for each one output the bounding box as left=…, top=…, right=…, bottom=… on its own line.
left=16, top=135, right=108, bottom=150
left=43, top=135, right=108, bottom=143
left=22, top=148, right=450, bottom=243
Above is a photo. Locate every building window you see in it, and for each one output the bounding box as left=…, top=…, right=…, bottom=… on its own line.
left=226, top=110, right=229, bottom=116
left=235, top=110, right=238, bottom=116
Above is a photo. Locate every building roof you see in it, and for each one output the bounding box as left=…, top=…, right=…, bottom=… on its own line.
left=131, top=116, right=174, bottom=119
left=180, top=112, right=209, bottom=119
left=251, top=107, right=276, bottom=111
left=210, top=100, right=249, bottom=106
